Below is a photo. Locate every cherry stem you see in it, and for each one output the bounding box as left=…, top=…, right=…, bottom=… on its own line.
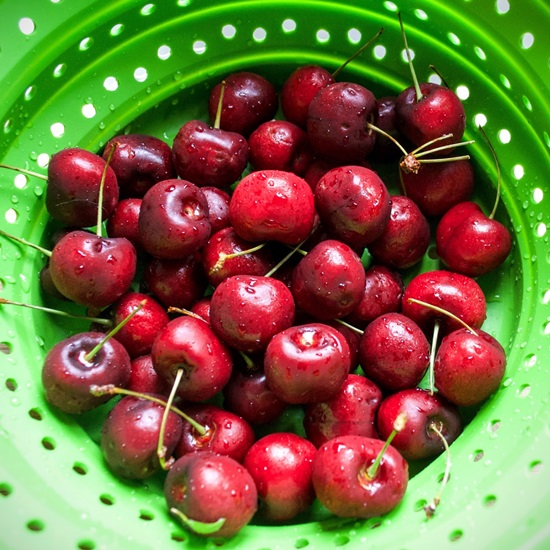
left=0, top=297, right=111, bottom=326
left=170, top=507, right=226, bottom=536
left=96, top=143, right=117, bottom=236
left=412, top=139, right=474, bottom=160
left=238, top=350, right=257, bottom=370
left=0, top=228, right=52, bottom=257
left=90, top=384, right=207, bottom=435
left=210, top=242, right=267, bottom=274
left=84, top=299, right=146, bottom=362
left=428, top=64, right=450, bottom=89
left=331, top=27, right=384, bottom=80
left=407, top=297, right=477, bottom=335
left=334, top=318, right=364, bottom=336
left=365, top=412, right=407, bottom=479
left=213, top=81, right=226, bottom=130
left=428, top=319, right=441, bottom=395
left=158, top=367, right=184, bottom=470
left=167, top=306, right=207, bottom=323
left=424, top=422, right=452, bottom=518
left=478, top=125, right=502, bottom=220
left=398, top=12, right=423, bottom=103
left=0, top=163, right=47, bottom=181
left=264, top=238, right=307, bottom=278
left=366, top=122, right=408, bottom=156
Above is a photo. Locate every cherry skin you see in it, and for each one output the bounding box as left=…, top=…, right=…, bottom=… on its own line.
left=229, top=169, right=316, bottom=246
left=395, top=82, right=466, bottom=154
left=243, top=432, right=317, bottom=522
left=311, top=434, right=408, bottom=518
left=190, top=297, right=212, bottom=325
left=174, top=403, right=255, bottom=463
left=372, top=95, right=403, bottom=160
left=435, top=200, right=512, bottom=277
left=201, top=186, right=231, bottom=235
left=280, top=64, right=335, bottom=128
left=209, top=274, right=296, bottom=354
left=110, top=291, right=170, bottom=359
left=307, top=81, right=377, bottom=164
left=128, top=354, right=171, bottom=396
left=208, top=71, right=278, bottom=137
left=41, top=331, right=131, bottom=414
left=314, top=165, right=392, bottom=249
left=106, top=197, right=143, bottom=251
left=376, top=388, right=462, bottom=461
left=138, top=178, right=211, bottom=260
left=290, top=239, right=366, bottom=320
left=142, top=254, right=208, bottom=310
left=201, top=227, right=277, bottom=288
left=102, top=133, right=175, bottom=198
left=345, top=265, right=404, bottom=328
left=248, top=120, right=313, bottom=176
left=46, top=147, right=119, bottom=228
left=172, top=119, right=249, bottom=188
left=100, top=394, right=183, bottom=479
left=49, top=230, right=137, bottom=310
left=264, top=322, right=350, bottom=405
left=358, top=313, right=430, bottom=393
left=165, top=451, right=258, bottom=538
left=402, top=269, right=487, bottom=334
left=303, top=373, right=383, bottom=448
left=367, top=194, right=431, bottom=270
left=400, top=158, right=475, bottom=218
left=434, top=328, right=507, bottom=407
left=151, top=315, right=233, bottom=403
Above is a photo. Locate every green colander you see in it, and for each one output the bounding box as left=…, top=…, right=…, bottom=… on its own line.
left=1, top=0, right=549, bottom=548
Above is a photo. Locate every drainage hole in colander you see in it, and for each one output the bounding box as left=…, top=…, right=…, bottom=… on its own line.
left=0, top=482, right=12, bottom=497
left=41, top=437, right=56, bottom=450
left=99, top=494, right=115, bottom=506
left=471, top=449, right=484, bottom=462
left=139, top=510, right=155, bottom=521
left=26, top=519, right=45, bottom=532
left=483, top=494, right=497, bottom=508
left=18, top=17, right=36, bottom=36
left=140, top=3, right=156, bottom=16
left=5, top=377, right=17, bottom=391
left=295, top=538, right=309, bottom=549
left=72, top=462, right=88, bottom=476
left=170, top=531, right=187, bottom=543
left=529, top=460, right=543, bottom=475
left=334, top=534, right=350, bottom=546
left=449, top=529, right=463, bottom=542
left=77, top=539, right=96, bottom=550
left=28, top=407, right=44, bottom=420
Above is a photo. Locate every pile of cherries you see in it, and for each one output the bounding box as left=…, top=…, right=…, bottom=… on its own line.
left=1, top=21, right=512, bottom=540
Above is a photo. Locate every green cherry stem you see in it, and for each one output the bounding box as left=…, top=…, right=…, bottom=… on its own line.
left=398, top=12, right=423, bottom=103
left=332, top=27, right=384, bottom=80
left=0, top=228, right=51, bottom=257
left=158, top=367, right=184, bottom=470
left=428, top=319, right=441, bottom=395
left=0, top=164, right=47, bottom=180
left=170, top=508, right=226, bottom=536
left=264, top=238, right=307, bottom=278
left=213, top=81, right=226, bottom=130
left=424, top=421, right=452, bottom=518
left=334, top=318, right=364, bottom=336
left=96, top=142, right=118, bottom=236
left=478, top=125, right=502, bottom=221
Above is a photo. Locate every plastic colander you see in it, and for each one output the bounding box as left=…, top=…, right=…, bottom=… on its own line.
left=1, top=0, right=549, bottom=548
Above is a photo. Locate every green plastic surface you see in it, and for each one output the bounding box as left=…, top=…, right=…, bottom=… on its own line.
left=0, top=0, right=549, bottom=549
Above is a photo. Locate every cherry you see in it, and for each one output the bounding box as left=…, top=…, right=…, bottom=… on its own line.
left=172, top=120, right=249, bottom=188
left=201, top=186, right=231, bottom=235
left=402, top=270, right=487, bottom=334
left=209, top=274, right=295, bottom=353
left=110, top=291, right=170, bottom=359
left=307, top=81, right=377, bottom=164
left=345, top=265, right=404, bottom=328
left=290, top=239, right=366, bottom=320
left=314, top=165, right=392, bottom=249
left=102, top=133, right=175, bottom=198
left=49, top=229, right=137, bottom=310
left=434, top=327, right=507, bottom=407
left=46, top=147, right=120, bottom=227
left=372, top=95, right=403, bottom=160
left=248, top=120, right=313, bottom=176
left=367, top=194, right=431, bottom=270
left=128, top=354, right=171, bottom=396
left=151, top=315, right=233, bottom=402
left=165, top=451, right=258, bottom=538
left=174, top=403, right=255, bottom=463
left=208, top=71, right=278, bottom=137
left=303, top=373, right=383, bottom=448
left=100, top=394, right=183, bottom=479
left=243, top=432, right=317, bottom=522
left=142, top=254, right=208, bottom=310
left=399, top=158, right=475, bottom=218
left=201, top=227, right=277, bottom=287
left=264, top=322, right=350, bottom=405
left=359, top=312, right=430, bottom=393
left=138, top=178, right=211, bottom=260
left=229, top=169, right=316, bottom=246
left=42, top=330, right=131, bottom=414
left=105, top=197, right=143, bottom=251
left=189, top=297, right=212, bottom=325
left=311, top=428, right=408, bottom=518
left=222, top=363, right=288, bottom=426
left=376, top=387, right=462, bottom=460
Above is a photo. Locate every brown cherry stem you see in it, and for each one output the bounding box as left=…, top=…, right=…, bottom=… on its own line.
left=428, top=64, right=450, bottom=89
left=0, top=164, right=47, bottom=180
left=213, top=81, right=226, bottom=129
left=167, top=306, right=207, bottom=323
left=478, top=125, right=502, bottom=220
left=424, top=421, right=452, bottom=518
left=210, top=242, right=267, bottom=274
left=332, top=27, right=385, bottom=80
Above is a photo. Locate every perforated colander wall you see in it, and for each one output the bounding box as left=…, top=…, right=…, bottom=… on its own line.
left=1, top=1, right=549, bottom=549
